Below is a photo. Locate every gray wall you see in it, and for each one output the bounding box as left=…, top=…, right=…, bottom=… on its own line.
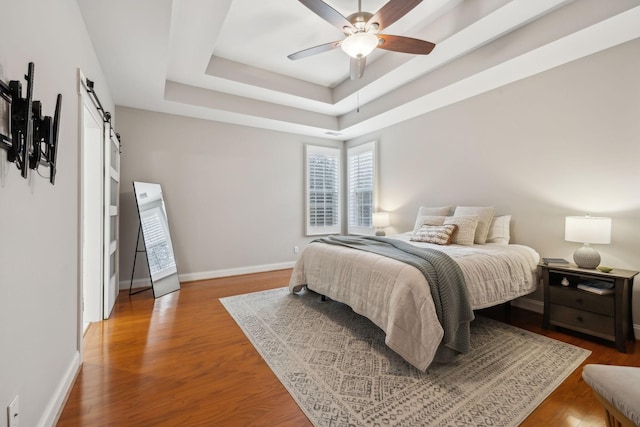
left=116, top=107, right=340, bottom=285
left=348, top=38, right=640, bottom=322
left=0, top=0, right=114, bottom=426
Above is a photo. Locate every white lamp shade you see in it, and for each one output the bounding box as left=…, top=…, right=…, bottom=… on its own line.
left=372, top=212, right=390, bottom=227
left=341, top=33, right=379, bottom=58
left=565, top=216, right=611, bottom=244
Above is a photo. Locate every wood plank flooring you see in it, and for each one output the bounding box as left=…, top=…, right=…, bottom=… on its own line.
left=57, top=269, right=639, bottom=426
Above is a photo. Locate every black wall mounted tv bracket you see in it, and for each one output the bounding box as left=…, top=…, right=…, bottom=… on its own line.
left=0, top=62, right=62, bottom=184
left=0, top=80, right=12, bottom=151
left=6, top=62, right=34, bottom=179
left=30, top=94, right=62, bottom=184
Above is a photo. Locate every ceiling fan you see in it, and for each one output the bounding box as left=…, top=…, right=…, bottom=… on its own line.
left=288, top=0, right=436, bottom=80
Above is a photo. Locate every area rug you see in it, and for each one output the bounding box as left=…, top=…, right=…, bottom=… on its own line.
left=220, top=287, right=591, bottom=427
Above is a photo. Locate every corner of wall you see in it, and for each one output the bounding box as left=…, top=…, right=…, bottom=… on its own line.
left=38, top=351, right=81, bottom=427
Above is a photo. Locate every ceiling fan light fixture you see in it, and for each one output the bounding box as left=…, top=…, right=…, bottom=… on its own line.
left=341, top=32, right=379, bottom=58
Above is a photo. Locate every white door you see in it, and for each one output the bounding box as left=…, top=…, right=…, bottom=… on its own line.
left=81, top=97, right=104, bottom=327
left=103, top=130, right=120, bottom=318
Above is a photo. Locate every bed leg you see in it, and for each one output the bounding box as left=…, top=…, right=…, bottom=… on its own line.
left=503, top=301, right=512, bottom=320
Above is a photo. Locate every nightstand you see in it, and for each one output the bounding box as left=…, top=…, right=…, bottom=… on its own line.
left=541, top=263, right=638, bottom=352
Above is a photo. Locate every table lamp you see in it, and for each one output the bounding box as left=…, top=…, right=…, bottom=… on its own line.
left=565, top=215, right=611, bottom=269
left=372, top=212, right=390, bottom=236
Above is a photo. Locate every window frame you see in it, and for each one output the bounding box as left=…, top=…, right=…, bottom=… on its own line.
left=304, top=144, right=342, bottom=236
left=347, top=141, right=377, bottom=236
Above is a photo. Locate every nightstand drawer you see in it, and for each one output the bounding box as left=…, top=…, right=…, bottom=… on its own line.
left=549, top=286, right=614, bottom=315
left=549, top=304, right=614, bottom=338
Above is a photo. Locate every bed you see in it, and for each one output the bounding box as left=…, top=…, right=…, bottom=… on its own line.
left=289, top=208, right=540, bottom=371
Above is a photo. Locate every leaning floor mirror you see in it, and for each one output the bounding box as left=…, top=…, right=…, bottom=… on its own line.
left=133, top=181, right=180, bottom=298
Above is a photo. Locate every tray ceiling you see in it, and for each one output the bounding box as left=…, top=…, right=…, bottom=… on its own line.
left=77, top=0, right=640, bottom=140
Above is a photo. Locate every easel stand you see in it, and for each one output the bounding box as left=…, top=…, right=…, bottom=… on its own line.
left=129, top=223, right=153, bottom=296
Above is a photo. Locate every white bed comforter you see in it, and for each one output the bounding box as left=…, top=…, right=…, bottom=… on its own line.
left=288, top=235, right=540, bottom=370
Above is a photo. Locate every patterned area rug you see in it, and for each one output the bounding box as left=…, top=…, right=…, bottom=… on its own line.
left=220, top=287, right=590, bottom=427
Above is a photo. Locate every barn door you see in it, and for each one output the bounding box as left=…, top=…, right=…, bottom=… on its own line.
left=103, top=129, right=120, bottom=318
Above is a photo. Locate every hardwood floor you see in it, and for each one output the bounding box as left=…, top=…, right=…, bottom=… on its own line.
left=57, top=269, right=639, bottom=426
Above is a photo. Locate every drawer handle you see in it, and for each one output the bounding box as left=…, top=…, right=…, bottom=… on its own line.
left=575, top=298, right=583, bottom=304
left=576, top=316, right=583, bottom=322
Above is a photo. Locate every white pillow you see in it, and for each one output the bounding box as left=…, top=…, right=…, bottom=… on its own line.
left=412, top=206, right=452, bottom=233
left=486, top=215, right=511, bottom=244
left=453, top=206, right=495, bottom=244
left=412, top=215, right=446, bottom=234
left=444, top=215, right=479, bottom=246
left=416, top=206, right=453, bottom=216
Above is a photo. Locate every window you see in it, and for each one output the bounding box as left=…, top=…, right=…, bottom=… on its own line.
left=305, top=145, right=341, bottom=235
left=347, top=141, right=376, bottom=235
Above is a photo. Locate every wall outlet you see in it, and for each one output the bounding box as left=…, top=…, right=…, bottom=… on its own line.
left=294, top=246, right=299, bottom=254
left=7, top=395, right=19, bottom=427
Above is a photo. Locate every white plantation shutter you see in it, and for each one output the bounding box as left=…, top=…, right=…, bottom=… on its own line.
left=348, top=141, right=376, bottom=235
left=305, top=145, right=341, bottom=235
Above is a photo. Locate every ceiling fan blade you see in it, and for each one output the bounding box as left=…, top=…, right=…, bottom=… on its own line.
left=377, top=34, right=435, bottom=55
left=298, top=0, right=353, bottom=32
left=350, top=56, right=366, bottom=80
left=367, top=0, right=423, bottom=32
left=288, top=41, right=342, bottom=60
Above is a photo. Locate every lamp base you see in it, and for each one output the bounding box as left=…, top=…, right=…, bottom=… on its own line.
left=573, top=245, right=601, bottom=269
left=375, top=229, right=386, bottom=236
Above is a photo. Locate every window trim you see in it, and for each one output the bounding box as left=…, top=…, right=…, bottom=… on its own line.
left=304, top=144, right=342, bottom=236
left=347, top=141, right=377, bottom=236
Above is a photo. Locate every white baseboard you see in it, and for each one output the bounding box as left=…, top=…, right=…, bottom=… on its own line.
left=122, top=277, right=152, bottom=290
left=510, top=297, right=543, bottom=314
left=38, top=350, right=80, bottom=427
left=119, top=261, right=296, bottom=290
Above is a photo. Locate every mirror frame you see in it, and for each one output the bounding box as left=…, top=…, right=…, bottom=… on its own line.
left=132, top=181, right=180, bottom=298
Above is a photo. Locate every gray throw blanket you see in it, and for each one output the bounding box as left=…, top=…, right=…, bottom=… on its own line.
left=315, top=235, right=474, bottom=362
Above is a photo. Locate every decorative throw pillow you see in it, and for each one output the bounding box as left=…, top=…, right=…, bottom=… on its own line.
left=444, top=215, right=479, bottom=246
left=453, top=206, right=495, bottom=244
left=412, top=215, right=446, bottom=234
left=411, top=224, right=458, bottom=245
left=412, top=206, right=452, bottom=234
left=486, top=215, right=511, bottom=244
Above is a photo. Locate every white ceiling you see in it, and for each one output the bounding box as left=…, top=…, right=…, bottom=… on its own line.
left=77, top=0, right=640, bottom=140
